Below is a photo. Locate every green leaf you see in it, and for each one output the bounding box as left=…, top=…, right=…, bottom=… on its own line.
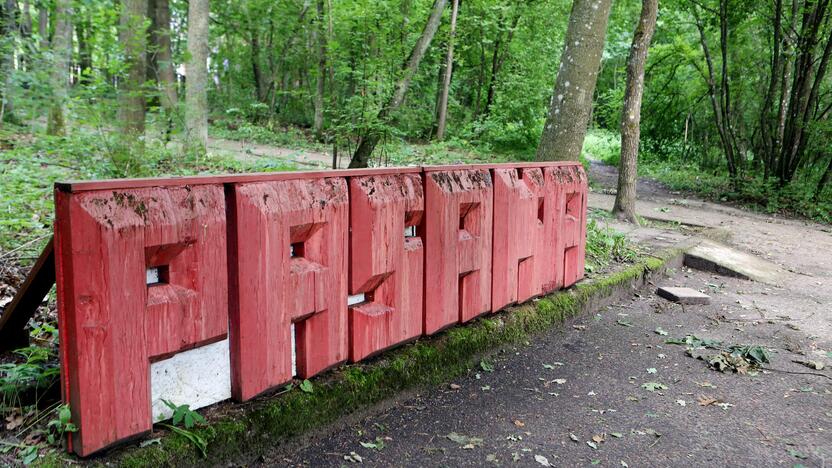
left=641, top=382, right=668, bottom=392
left=616, top=319, right=633, bottom=327
left=788, top=449, right=808, bottom=460
left=480, top=359, right=495, bottom=372
left=300, top=379, right=314, bottom=393
left=161, top=424, right=208, bottom=457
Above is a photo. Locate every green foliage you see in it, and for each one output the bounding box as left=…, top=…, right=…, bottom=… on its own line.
left=0, top=347, right=60, bottom=410
left=46, top=404, right=78, bottom=446
left=161, top=400, right=206, bottom=429
left=585, top=217, right=638, bottom=273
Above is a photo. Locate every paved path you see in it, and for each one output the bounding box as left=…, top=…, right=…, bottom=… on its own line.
left=233, top=160, right=832, bottom=468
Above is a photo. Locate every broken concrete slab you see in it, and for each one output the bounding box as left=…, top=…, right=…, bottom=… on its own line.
left=656, top=286, right=711, bottom=304
left=684, top=239, right=785, bottom=285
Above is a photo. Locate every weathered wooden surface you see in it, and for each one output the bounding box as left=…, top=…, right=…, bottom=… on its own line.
left=423, top=168, right=493, bottom=334
left=348, top=174, right=424, bottom=361
left=54, top=185, right=228, bottom=456
left=228, top=177, right=349, bottom=401
left=0, top=238, right=55, bottom=352
left=51, top=163, right=587, bottom=456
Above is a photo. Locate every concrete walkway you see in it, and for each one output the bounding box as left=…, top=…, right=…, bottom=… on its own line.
left=233, top=161, right=832, bottom=467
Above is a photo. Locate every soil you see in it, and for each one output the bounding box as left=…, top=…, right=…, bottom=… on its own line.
left=235, top=159, right=832, bottom=467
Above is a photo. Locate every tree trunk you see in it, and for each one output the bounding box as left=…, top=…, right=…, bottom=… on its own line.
left=483, top=10, right=520, bottom=118
left=815, top=154, right=832, bottom=200
left=536, top=0, right=613, bottom=161
left=1, top=0, right=17, bottom=123
left=76, top=9, right=92, bottom=84
left=612, top=0, right=658, bottom=224
left=435, top=0, right=458, bottom=140
left=46, top=0, right=72, bottom=135
left=185, top=0, right=209, bottom=155
left=37, top=3, right=46, bottom=49
left=349, top=0, right=448, bottom=168
left=313, top=0, right=326, bottom=139
left=118, top=0, right=148, bottom=143
left=150, top=0, right=177, bottom=115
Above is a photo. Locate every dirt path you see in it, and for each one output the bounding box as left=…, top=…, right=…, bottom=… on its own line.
left=207, top=137, right=336, bottom=169
left=233, top=159, right=832, bottom=468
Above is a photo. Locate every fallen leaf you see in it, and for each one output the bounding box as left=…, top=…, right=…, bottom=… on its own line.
left=569, top=433, right=579, bottom=442
left=617, top=319, right=634, bottom=327
left=655, top=327, right=668, bottom=336
left=552, top=379, right=566, bottom=385
left=646, top=368, right=657, bottom=374
left=676, top=399, right=687, bottom=407
left=514, top=420, right=525, bottom=428
left=139, top=438, right=161, bottom=448
left=5, top=412, right=23, bottom=431
left=446, top=432, right=483, bottom=448
left=344, top=451, right=363, bottom=463
left=641, top=382, right=668, bottom=392
left=697, top=395, right=718, bottom=406
left=573, top=325, right=586, bottom=331
left=587, top=441, right=598, bottom=449
left=534, top=454, right=552, bottom=466
left=610, top=432, right=623, bottom=438
left=592, top=434, right=605, bottom=443
left=449, top=383, right=461, bottom=390
left=486, top=453, right=498, bottom=463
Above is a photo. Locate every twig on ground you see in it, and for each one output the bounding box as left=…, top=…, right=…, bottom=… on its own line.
left=764, top=367, right=832, bottom=380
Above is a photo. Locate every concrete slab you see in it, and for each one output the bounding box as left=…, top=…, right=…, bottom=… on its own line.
left=151, top=339, right=232, bottom=422
left=684, top=239, right=785, bottom=285
left=656, top=286, right=710, bottom=304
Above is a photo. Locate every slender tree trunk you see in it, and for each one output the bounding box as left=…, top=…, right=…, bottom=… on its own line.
left=250, top=27, right=267, bottom=102
left=483, top=10, right=520, bottom=118
left=46, top=0, right=72, bottom=135
left=536, top=0, right=613, bottom=161
left=313, top=0, right=326, bottom=139
left=118, top=0, right=148, bottom=144
left=37, top=4, right=46, bottom=49
left=150, top=0, right=177, bottom=115
left=349, top=0, right=448, bottom=168
left=693, top=7, right=737, bottom=182
left=815, top=154, right=832, bottom=200
left=1, top=0, right=17, bottom=123
left=185, top=0, right=209, bottom=155
left=612, top=0, right=658, bottom=224
left=76, top=9, right=92, bottom=84
left=435, top=0, right=458, bottom=140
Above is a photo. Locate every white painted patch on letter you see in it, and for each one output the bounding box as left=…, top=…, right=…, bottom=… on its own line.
left=151, top=339, right=232, bottom=421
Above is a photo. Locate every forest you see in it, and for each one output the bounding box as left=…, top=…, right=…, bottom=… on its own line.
left=1, top=0, right=832, bottom=464
left=1, top=0, right=831, bottom=255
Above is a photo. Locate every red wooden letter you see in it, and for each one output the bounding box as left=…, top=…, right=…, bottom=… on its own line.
left=54, top=185, right=228, bottom=456
left=423, top=168, right=493, bottom=334
left=228, top=178, right=349, bottom=401
left=348, top=173, right=424, bottom=361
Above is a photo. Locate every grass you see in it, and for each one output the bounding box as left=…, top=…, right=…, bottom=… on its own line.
left=0, top=125, right=297, bottom=255
left=28, top=248, right=678, bottom=468
left=583, top=129, right=832, bottom=224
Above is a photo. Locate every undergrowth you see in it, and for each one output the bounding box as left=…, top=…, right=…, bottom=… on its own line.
left=583, top=129, right=832, bottom=224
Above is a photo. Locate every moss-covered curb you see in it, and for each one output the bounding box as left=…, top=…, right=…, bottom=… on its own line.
left=43, top=248, right=684, bottom=467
